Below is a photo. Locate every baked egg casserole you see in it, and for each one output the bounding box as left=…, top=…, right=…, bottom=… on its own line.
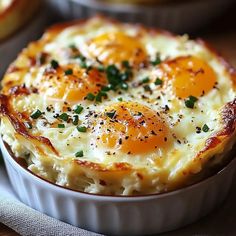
left=0, top=16, right=236, bottom=195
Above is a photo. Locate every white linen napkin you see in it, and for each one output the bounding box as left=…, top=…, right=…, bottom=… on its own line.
left=0, top=166, right=101, bottom=236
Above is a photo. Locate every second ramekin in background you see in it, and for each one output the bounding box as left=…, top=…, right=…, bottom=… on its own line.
left=0, top=0, right=50, bottom=77
left=47, top=0, right=234, bottom=33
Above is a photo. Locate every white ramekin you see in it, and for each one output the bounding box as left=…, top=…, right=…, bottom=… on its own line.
left=1, top=138, right=236, bottom=235
left=47, top=0, right=234, bottom=33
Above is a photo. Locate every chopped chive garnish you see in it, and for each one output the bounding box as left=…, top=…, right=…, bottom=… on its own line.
left=99, top=91, right=107, bottom=97
left=185, top=96, right=198, bottom=109
left=72, top=115, right=79, bottom=125
left=74, top=105, right=83, bottom=114
left=24, top=122, right=32, bottom=129
left=151, top=55, right=161, bottom=66
left=65, top=69, right=73, bottom=75
left=30, top=109, right=42, bottom=119
left=189, top=95, right=198, bottom=102
left=106, top=111, right=116, bottom=119
left=58, top=124, right=65, bottom=128
left=75, top=150, right=83, bottom=157
left=50, top=59, right=59, bottom=69
left=107, top=84, right=115, bottom=91
left=106, top=64, right=119, bottom=76
left=118, top=97, right=123, bottom=101
left=122, top=60, right=130, bottom=69
left=59, top=113, right=69, bottom=121
left=78, top=56, right=87, bottom=68
left=120, top=82, right=128, bottom=90
left=106, top=64, right=120, bottom=87
left=98, top=64, right=105, bottom=72
left=155, top=78, right=163, bottom=85
left=104, top=64, right=132, bottom=91
left=185, top=100, right=194, bottom=109
left=95, top=91, right=107, bottom=102
left=86, top=93, right=95, bottom=101
left=120, top=71, right=129, bottom=81
left=202, top=124, right=210, bottom=132
left=77, top=126, right=87, bottom=132
left=80, top=61, right=87, bottom=68
left=142, top=77, right=150, bottom=84
left=95, top=94, right=102, bottom=102
left=75, top=55, right=87, bottom=68
left=101, top=86, right=110, bottom=92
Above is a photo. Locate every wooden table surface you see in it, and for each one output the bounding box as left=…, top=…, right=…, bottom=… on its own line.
left=1, top=2, right=236, bottom=236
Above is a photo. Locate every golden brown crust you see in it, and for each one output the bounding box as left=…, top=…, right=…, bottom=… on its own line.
left=0, top=94, right=58, bottom=155
left=194, top=98, right=236, bottom=160
left=74, top=159, right=132, bottom=172
left=220, top=98, right=236, bottom=136
left=8, top=85, right=31, bottom=96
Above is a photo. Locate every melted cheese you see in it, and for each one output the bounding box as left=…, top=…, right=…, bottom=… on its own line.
left=1, top=16, right=235, bottom=195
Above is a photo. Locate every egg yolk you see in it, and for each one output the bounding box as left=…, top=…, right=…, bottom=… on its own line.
left=40, top=65, right=107, bottom=103
left=88, top=32, right=147, bottom=67
left=158, top=56, right=217, bottom=99
left=95, top=102, right=169, bottom=154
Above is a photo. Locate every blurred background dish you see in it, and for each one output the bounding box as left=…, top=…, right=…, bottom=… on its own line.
left=0, top=0, right=50, bottom=76
left=0, top=0, right=40, bottom=41
left=47, top=0, right=234, bottom=33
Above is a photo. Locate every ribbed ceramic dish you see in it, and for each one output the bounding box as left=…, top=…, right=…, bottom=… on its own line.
left=1, top=138, right=236, bottom=235
left=47, top=0, right=234, bottom=33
